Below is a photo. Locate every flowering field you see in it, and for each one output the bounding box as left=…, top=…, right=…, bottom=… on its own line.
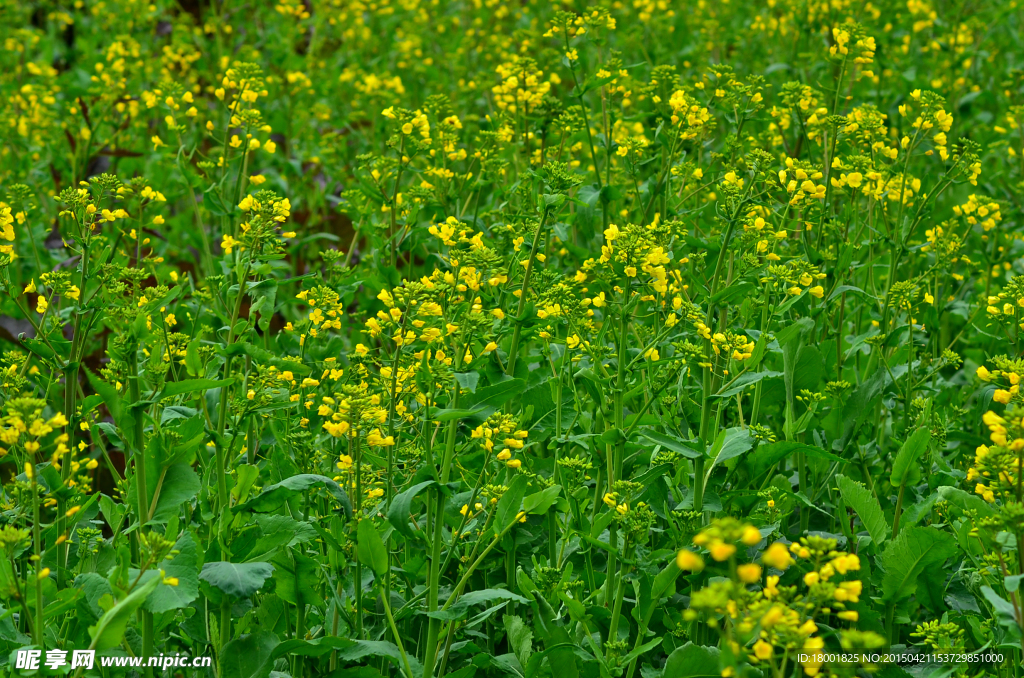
left=1, top=0, right=1023, bottom=676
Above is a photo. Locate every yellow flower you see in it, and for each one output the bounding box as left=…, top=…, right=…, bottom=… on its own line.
left=761, top=542, right=794, bottom=570
left=709, top=541, right=736, bottom=562
left=737, top=563, right=762, bottom=583
left=506, top=459, right=522, bottom=469
left=676, top=549, right=704, bottom=571
left=741, top=525, right=762, bottom=546
left=752, top=640, right=772, bottom=660
left=323, top=421, right=350, bottom=437
left=367, top=429, right=395, bottom=446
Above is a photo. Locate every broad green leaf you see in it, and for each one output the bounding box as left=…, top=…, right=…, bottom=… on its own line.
left=75, top=573, right=112, bottom=620
left=235, top=474, right=352, bottom=517
left=85, top=367, right=125, bottom=431
left=356, top=519, right=389, bottom=577
left=712, top=370, right=782, bottom=399
left=523, top=485, right=561, bottom=514
left=199, top=561, right=274, bottom=598
left=88, top=575, right=162, bottom=651
left=139, top=533, right=199, bottom=613
left=663, top=642, right=720, bottom=678
left=232, top=464, right=260, bottom=504
left=427, top=589, right=529, bottom=621
left=937, top=486, right=996, bottom=518
left=619, top=638, right=662, bottom=668
left=891, top=427, right=930, bottom=487
left=273, top=551, right=319, bottom=606
left=704, top=427, right=753, bottom=484
left=981, top=586, right=1019, bottom=628
left=147, top=463, right=200, bottom=524
left=749, top=441, right=843, bottom=477
left=462, top=378, right=527, bottom=411
left=184, top=338, right=203, bottom=377
left=639, top=430, right=702, bottom=458
left=503, top=615, right=533, bottom=668
left=836, top=474, right=890, bottom=546
left=881, top=526, right=958, bottom=602
left=454, top=371, right=480, bottom=393
left=838, top=366, right=900, bottom=450
left=244, top=515, right=317, bottom=562
left=157, top=377, right=234, bottom=400
left=220, top=631, right=279, bottom=678
left=387, top=480, right=436, bottom=539
left=433, top=407, right=486, bottom=422
left=496, top=474, right=529, bottom=530
left=334, top=640, right=421, bottom=673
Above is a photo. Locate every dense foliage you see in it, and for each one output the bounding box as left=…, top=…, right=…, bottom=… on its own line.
left=1, top=0, right=1024, bottom=676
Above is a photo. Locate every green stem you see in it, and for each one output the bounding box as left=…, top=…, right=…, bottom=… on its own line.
left=506, top=207, right=552, bottom=378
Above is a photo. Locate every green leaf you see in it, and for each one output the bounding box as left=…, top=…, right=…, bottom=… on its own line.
left=619, top=638, right=662, bottom=668
left=891, top=427, right=930, bottom=487
left=663, top=642, right=720, bottom=678
left=880, top=526, right=958, bottom=602
left=749, top=442, right=842, bottom=478
left=937, top=486, right=996, bottom=518
left=247, top=514, right=318, bottom=560
left=157, top=377, right=234, bottom=400
left=981, top=586, right=1019, bottom=628
left=357, top=519, right=389, bottom=577
left=387, top=480, right=436, bottom=539
left=496, top=474, right=529, bottom=530
left=712, top=370, right=782, bottom=398
left=836, top=474, right=890, bottom=546
left=639, top=430, right=702, bottom=458
left=184, top=338, right=203, bottom=377
left=503, top=615, right=533, bottom=668
left=433, top=407, right=486, bottom=422
left=232, top=464, right=260, bottom=504
left=147, top=463, right=200, bottom=524
left=199, top=561, right=274, bottom=598
left=220, top=631, right=279, bottom=678
left=462, top=378, right=527, bottom=411
left=427, top=589, right=529, bottom=621
left=84, top=367, right=125, bottom=431
left=88, top=575, right=162, bottom=651
left=704, top=427, right=753, bottom=484
left=273, top=551, right=319, bottom=606
left=522, top=485, right=561, bottom=515
left=454, top=371, right=480, bottom=393
left=140, top=533, right=199, bottom=613
left=334, top=640, right=418, bottom=670
left=235, top=474, right=352, bottom=517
